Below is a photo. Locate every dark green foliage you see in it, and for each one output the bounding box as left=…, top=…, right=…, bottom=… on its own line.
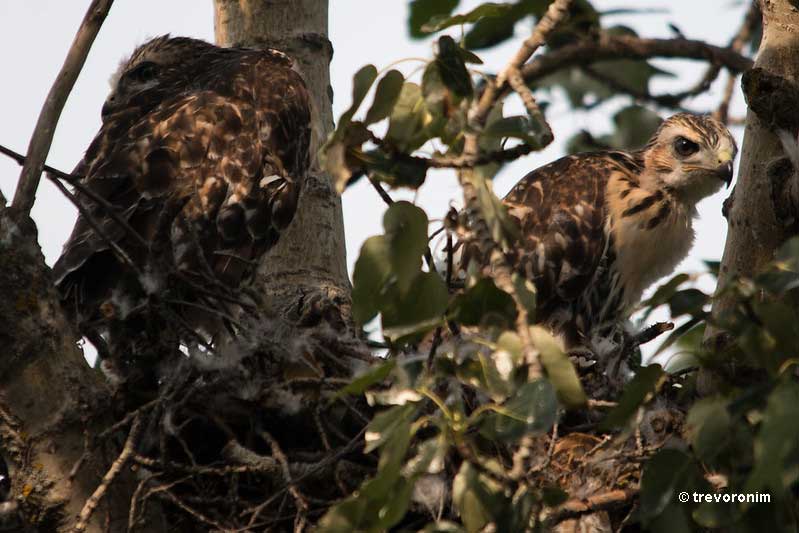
left=317, top=1, right=786, bottom=531
left=567, top=105, right=663, bottom=153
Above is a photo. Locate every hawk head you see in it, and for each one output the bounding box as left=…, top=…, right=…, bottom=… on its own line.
left=102, top=35, right=294, bottom=119
left=641, top=113, right=737, bottom=205
left=102, top=36, right=213, bottom=118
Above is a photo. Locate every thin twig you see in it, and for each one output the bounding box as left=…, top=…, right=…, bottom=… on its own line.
left=13, top=0, right=114, bottom=215
left=714, top=72, right=738, bottom=123
left=426, top=326, right=443, bottom=369
left=1, top=143, right=150, bottom=251
left=260, top=430, right=309, bottom=514
left=159, top=489, right=231, bottom=532
left=496, top=0, right=573, bottom=88
left=546, top=488, right=639, bottom=526
left=715, top=1, right=760, bottom=122
left=73, top=415, right=141, bottom=532
left=507, top=67, right=553, bottom=145
left=457, top=1, right=573, bottom=382
left=634, top=321, right=674, bottom=346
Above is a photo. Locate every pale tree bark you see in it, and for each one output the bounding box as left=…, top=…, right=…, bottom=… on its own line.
left=707, top=0, right=799, bottom=350
left=0, top=1, right=145, bottom=529
left=0, top=205, right=140, bottom=533
left=214, top=0, right=352, bottom=327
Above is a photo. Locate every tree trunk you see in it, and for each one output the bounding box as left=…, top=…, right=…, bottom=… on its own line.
left=707, top=0, right=798, bottom=349
left=213, top=0, right=352, bottom=327
left=0, top=206, right=138, bottom=533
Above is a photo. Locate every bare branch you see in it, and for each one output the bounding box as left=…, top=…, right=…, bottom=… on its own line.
left=496, top=0, right=572, bottom=88
left=520, top=33, right=752, bottom=87
left=72, top=415, right=141, bottom=532
left=634, top=321, right=675, bottom=346
left=1, top=143, right=150, bottom=250
left=458, top=1, right=574, bottom=380
left=12, top=0, right=114, bottom=216
left=546, top=488, right=639, bottom=526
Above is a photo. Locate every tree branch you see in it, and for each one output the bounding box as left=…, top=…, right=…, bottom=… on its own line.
left=12, top=0, right=113, bottom=216
left=459, top=0, right=573, bottom=381
left=521, top=33, right=752, bottom=87
left=72, top=416, right=142, bottom=532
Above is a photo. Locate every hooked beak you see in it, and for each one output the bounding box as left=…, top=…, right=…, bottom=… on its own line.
left=717, top=160, right=734, bottom=188
left=716, top=150, right=734, bottom=188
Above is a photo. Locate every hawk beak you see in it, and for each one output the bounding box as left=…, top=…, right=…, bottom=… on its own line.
left=716, top=150, right=734, bottom=188
left=716, top=161, right=733, bottom=188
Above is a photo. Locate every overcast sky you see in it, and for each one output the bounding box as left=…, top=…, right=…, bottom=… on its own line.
left=0, top=1, right=750, bottom=361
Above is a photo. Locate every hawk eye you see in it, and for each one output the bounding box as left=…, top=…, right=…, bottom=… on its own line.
left=673, top=136, right=699, bottom=157
left=126, top=61, right=159, bottom=83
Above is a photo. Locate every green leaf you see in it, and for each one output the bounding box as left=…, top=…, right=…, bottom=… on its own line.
left=775, top=234, right=799, bottom=267
left=409, top=0, right=459, bottom=38
left=462, top=0, right=547, bottom=50
left=469, top=173, right=520, bottom=248
left=482, top=380, right=558, bottom=441
left=365, top=70, right=405, bottom=125
left=421, top=2, right=515, bottom=33
left=663, top=351, right=701, bottom=375
left=452, top=462, right=504, bottom=533
left=386, top=82, right=430, bottom=152
left=685, top=397, right=731, bottom=463
left=384, top=201, right=429, bottom=293
left=640, top=449, right=707, bottom=522
left=600, top=364, right=665, bottom=430
left=362, top=149, right=428, bottom=189
left=483, top=115, right=546, bottom=146
left=512, top=273, right=537, bottom=316
left=382, top=272, right=449, bottom=344
left=351, top=235, right=391, bottom=324
left=563, top=105, right=662, bottom=152
left=365, top=404, right=416, bottom=454
left=436, top=35, right=473, bottom=99
left=333, top=359, right=396, bottom=400
left=746, top=382, right=799, bottom=493
left=322, top=121, right=372, bottom=193
left=674, top=322, right=705, bottom=353
left=316, top=496, right=369, bottom=533
left=668, top=288, right=709, bottom=317
left=450, top=277, right=516, bottom=328
left=591, top=58, right=674, bottom=98
left=376, top=476, right=414, bottom=528
left=458, top=47, right=484, bottom=64
left=530, top=326, right=587, bottom=408
left=605, top=105, right=663, bottom=150
left=654, top=315, right=705, bottom=356
left=692, top=500, right=738, bottom=529
left=337, top=65, right=378, bottom=134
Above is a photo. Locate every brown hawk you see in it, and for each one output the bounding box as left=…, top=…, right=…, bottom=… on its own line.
left=52, top=36, right=312, bottom=372
left=473, top=113, right=736, bottom=355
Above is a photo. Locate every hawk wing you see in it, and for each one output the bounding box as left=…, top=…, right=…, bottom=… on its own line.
left=53, top=52, right=311, bottom=318
left=503, top=152, right=638, bottom=322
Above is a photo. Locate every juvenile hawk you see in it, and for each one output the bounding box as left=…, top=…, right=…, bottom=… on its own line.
left=52, top=36, right=312, bottom=364
left=482, top=113, right=736, bottom=351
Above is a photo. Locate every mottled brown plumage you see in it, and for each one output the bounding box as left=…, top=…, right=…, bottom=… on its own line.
left=485, top=113, right=737, bottom=351
left=53, top=36, right=311, bottom=363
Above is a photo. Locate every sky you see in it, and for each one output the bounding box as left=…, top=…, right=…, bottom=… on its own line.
left=0, top=1, right=750, bottom=362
